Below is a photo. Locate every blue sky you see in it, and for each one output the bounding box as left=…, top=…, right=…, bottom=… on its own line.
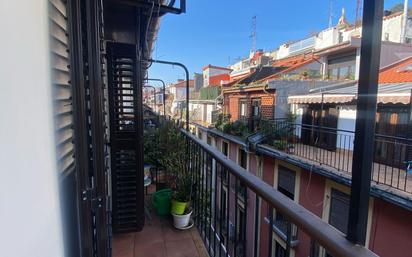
left=148, top=0, right=403, bottom=85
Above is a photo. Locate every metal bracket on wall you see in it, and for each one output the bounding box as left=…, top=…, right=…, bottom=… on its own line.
left=82, top=188, right=104, bottom=209
left=113, top=0, right=186, bottom=16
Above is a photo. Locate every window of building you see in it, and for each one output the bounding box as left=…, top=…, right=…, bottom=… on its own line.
left=222, top=141, right=229, bottom=157
left=207, top=136, right=212, bottom=145
left=275, top=242, right=286, bottom=257
left=274, top=166, right=296, bottom=237
left=252, top=98, right=261, bottom=117
left=239, top=148, right=247, bottom=169
left=237, top=148, right=248, bottom=200
left=277, top=166, right=296, bottom=199
left=220, top=187, right=228, bottom=245
left=327, top=51, right=356, bottom=80
left=239, top=99, right=248, bottom=118
left=236, top=206, right=246, bottom=256
left=384, top=32, right=390, bottom=41
left=220, top=141, right=229, bottom=183
left=328, top=189, right=350, bottom=235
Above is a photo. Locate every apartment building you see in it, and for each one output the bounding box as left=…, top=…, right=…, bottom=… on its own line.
left=189, top=9, right=412, bottom=257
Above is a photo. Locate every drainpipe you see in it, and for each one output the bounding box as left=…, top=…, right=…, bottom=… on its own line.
left=147, top=78, right=166, bottom=115
left=146, top=59, right=190, bottom=131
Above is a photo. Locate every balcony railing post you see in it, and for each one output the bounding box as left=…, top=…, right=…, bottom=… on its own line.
left=285, top=219, right=292, bottom=257
left=214, top=162, right=218, bottom=255
left=234, top=177, right=239, bottom=257
left=347, top=0, right=384, bottom=246
left=268, top=205, right=274, bottom=257
left=225, top=171, right=231, bottom=257
left=208, top=155, right=213, bottom=254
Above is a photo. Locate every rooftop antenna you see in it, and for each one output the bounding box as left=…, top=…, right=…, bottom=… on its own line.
left=402, top=0, right=409, bottom=43
left=250, top=15, right=257, bottom=53
left=355, top=0, right=362, bottom=28
left=328, top=0, right=334, bottom=28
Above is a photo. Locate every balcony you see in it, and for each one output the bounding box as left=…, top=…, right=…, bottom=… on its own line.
left=259, top=119, right=412, bottom=194
left=115, top=118, right=377, bottom=257
left=208, top=115, right=412, bottom=195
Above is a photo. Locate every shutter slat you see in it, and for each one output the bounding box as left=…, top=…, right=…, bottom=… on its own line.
left=50, top=0, right=74, bottom=175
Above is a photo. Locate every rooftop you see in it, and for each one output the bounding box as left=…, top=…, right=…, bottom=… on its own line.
left=202, top=64, right=232, bottom=71
left=170, top=79, right=195, bottom=88
left=379, top=56, right=412, bottom=83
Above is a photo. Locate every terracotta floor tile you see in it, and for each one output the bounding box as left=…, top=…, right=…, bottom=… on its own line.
left=162, top=225, right=192, bottom=242
left=112, top=233, right=135, bottom=257
left=134, top=241, right=166, bottom=257
left=134, top=225, right=164, bottom=247
left=164, top=238, right=200, bottom=257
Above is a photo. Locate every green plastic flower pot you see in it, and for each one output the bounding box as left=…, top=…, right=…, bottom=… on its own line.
left=151, top=189, right=172, bottom=216
left=171, top=200, right=188, bottom=215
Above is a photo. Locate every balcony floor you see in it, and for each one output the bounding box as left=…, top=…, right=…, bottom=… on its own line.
left=112, top=193, right=209, bottom=257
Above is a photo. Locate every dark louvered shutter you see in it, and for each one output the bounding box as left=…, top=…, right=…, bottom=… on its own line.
left=107, top=42, right=144, bottom=233
left=329, top=189, right=350, bottom=235
left=277, top=166, right=296, bottom=200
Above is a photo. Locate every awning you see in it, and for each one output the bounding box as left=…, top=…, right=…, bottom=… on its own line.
left=288, top=94, right=356, bottom=104
left=288, top=82, right=412, bottom=104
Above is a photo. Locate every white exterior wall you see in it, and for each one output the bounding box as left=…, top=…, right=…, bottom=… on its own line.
left=355, top=47, right=361, bottom=80
left=315, top=27, right=340, bottom=50
left=230, top=60, right=244, bottom=72
left=272, top=14, right=412, bottom=63
left=0, top=1, right=64, bottom=257
left=336, top=105, right=357, bottom=150
left=277, top=44, right=290, bottom=59
left=291, top=104, right=304, bottom=138
left=206, top=104, right=215, bottom=124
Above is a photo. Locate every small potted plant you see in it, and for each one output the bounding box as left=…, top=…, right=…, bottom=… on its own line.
left=273, top=139, right=287, bottom=151
left=159, top=121, right=193, bottom=228
left=169, top=149, right=192, bottom=228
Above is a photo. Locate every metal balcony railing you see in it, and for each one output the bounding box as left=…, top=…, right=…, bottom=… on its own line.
left=182, top=129, right=377, bottom=257
left=260, top=119, right=412, bottom=193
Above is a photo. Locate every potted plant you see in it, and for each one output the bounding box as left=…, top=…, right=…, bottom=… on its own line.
left=273, top=139, right=287, bottom=151
left=159, top=121, right=193, bottom=228
left=171, top=206, right=193, bottom=229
